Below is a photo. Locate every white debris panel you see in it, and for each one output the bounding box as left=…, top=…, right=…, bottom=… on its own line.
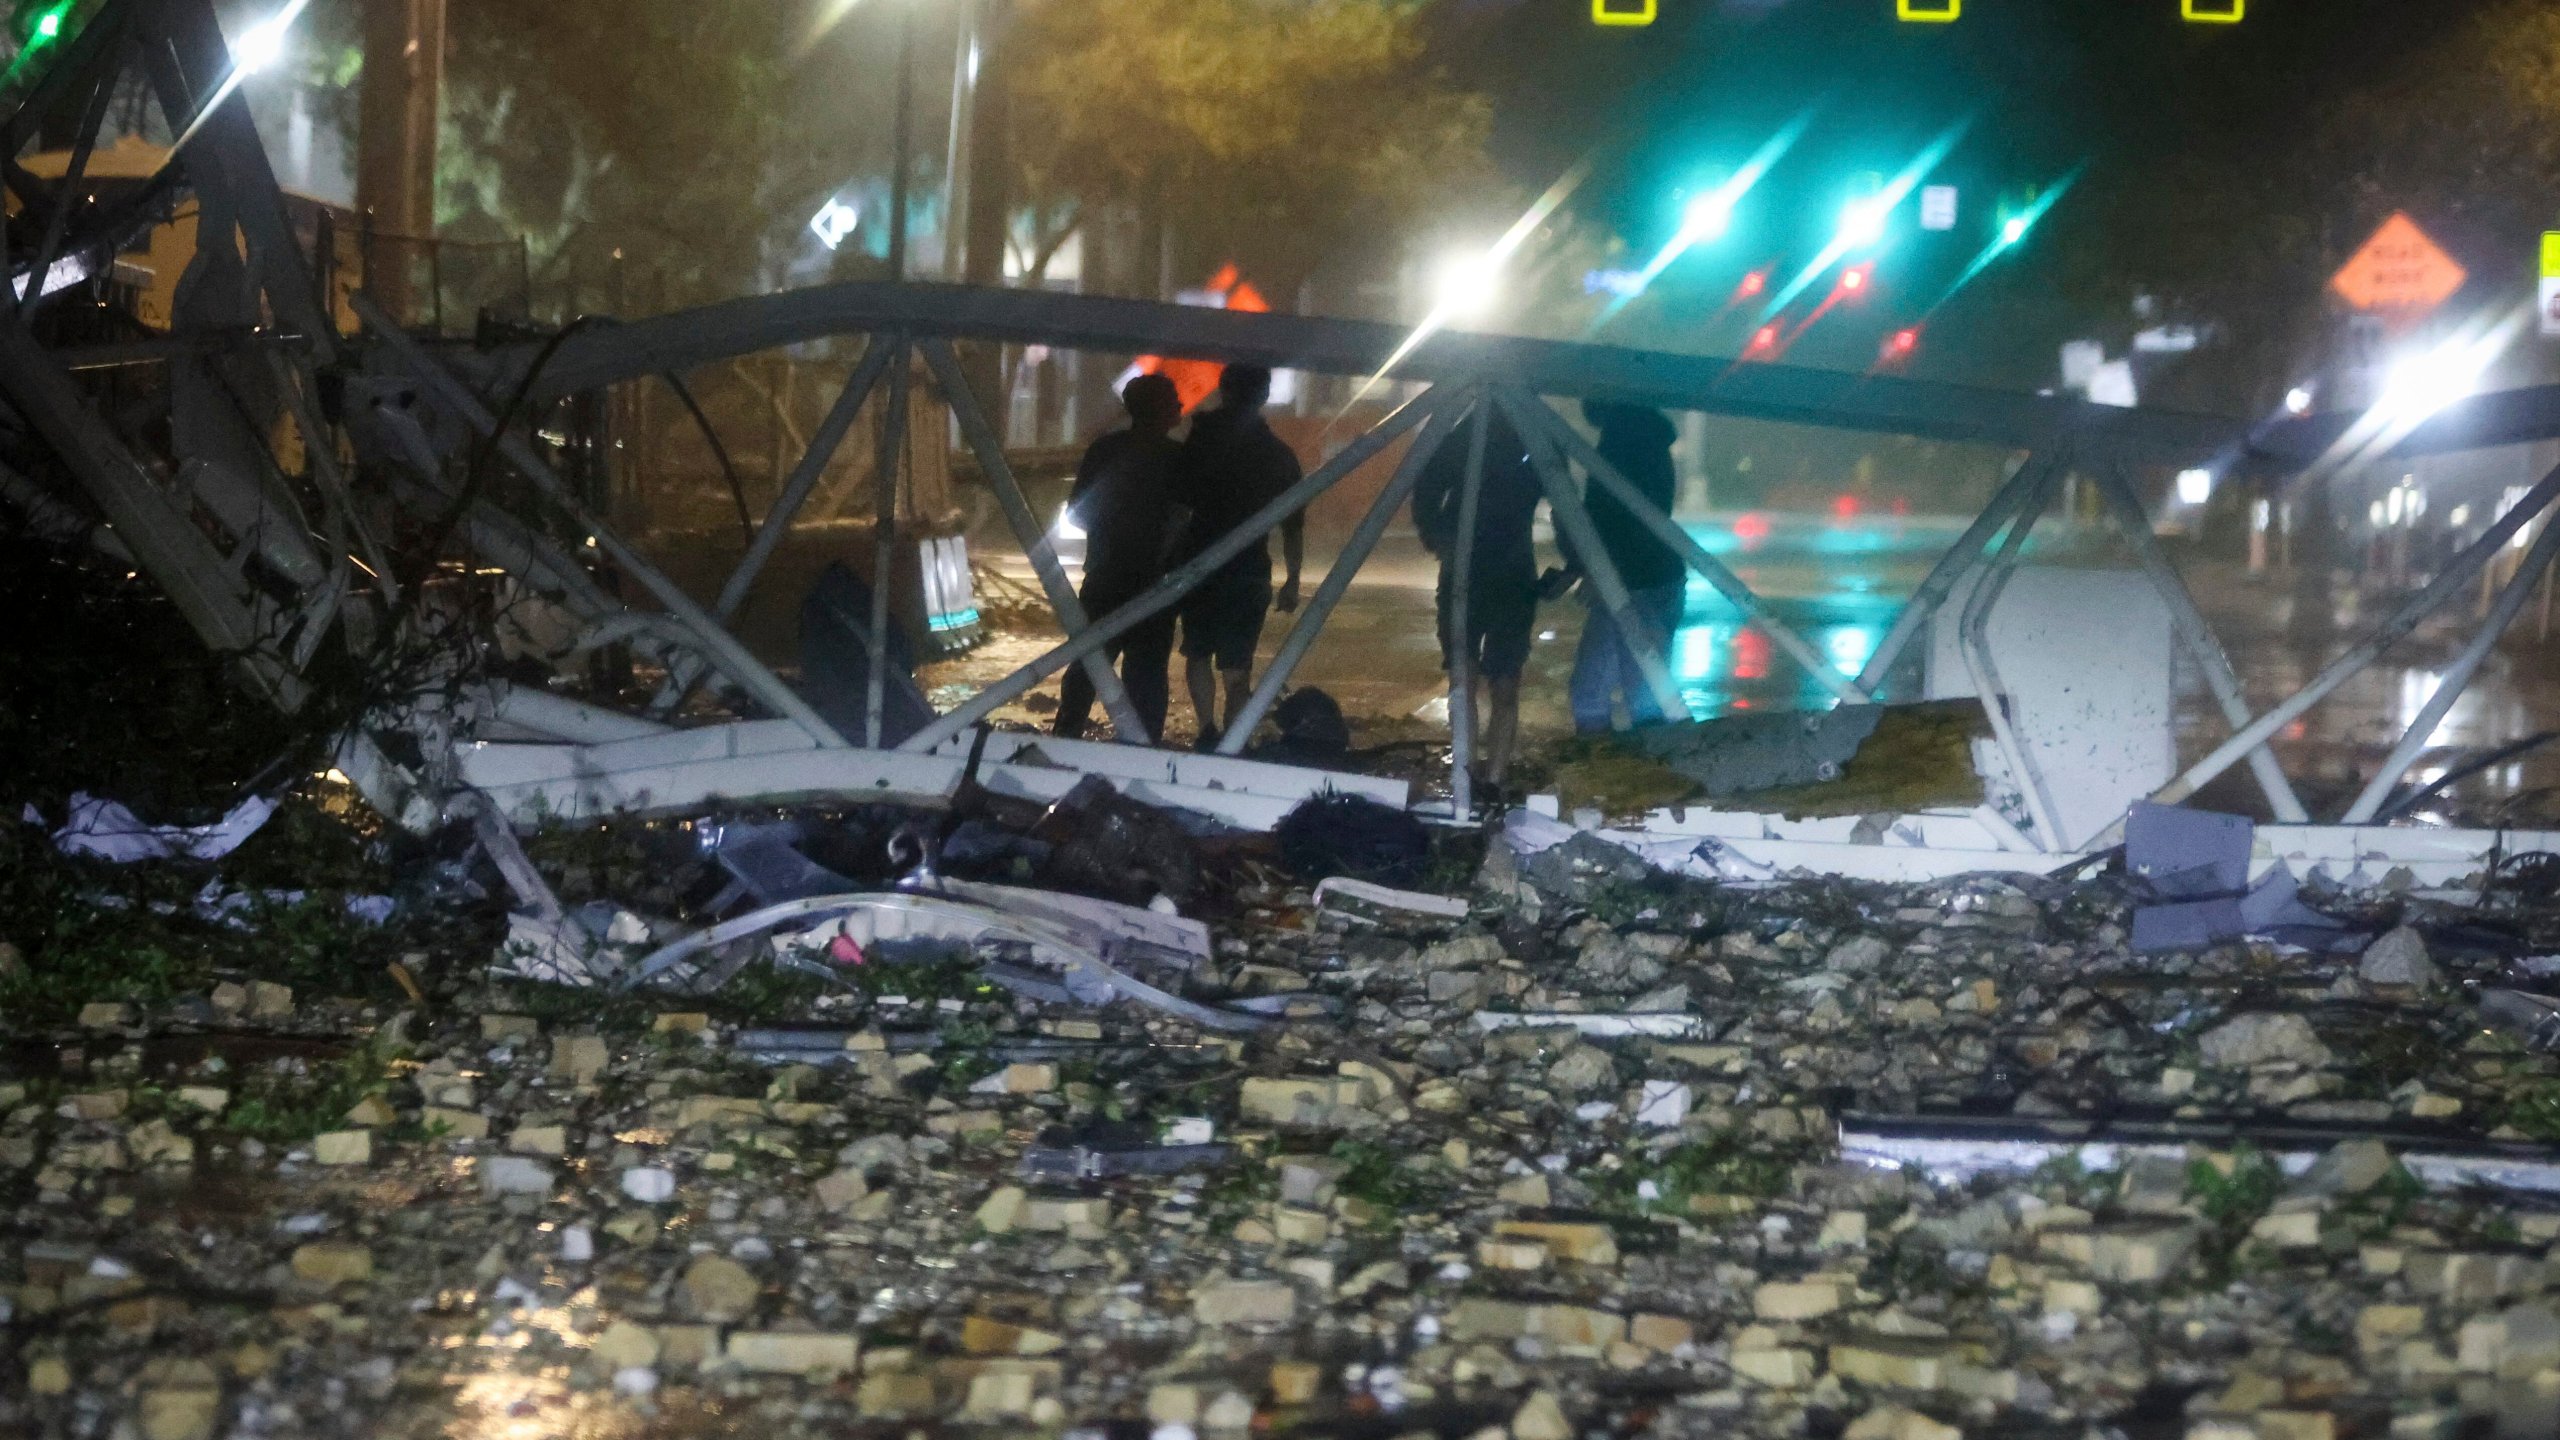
left=453, top=717, right=1406, bottom=833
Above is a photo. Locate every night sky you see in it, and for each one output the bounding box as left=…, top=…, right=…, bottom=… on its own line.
left=1422, top=0, right=2508, bottom=394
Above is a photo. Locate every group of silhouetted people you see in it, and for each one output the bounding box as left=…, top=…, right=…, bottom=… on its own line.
left=1052, top=364, right=1303, bottom=747
left=1053, top=364, right=1684, bottom=787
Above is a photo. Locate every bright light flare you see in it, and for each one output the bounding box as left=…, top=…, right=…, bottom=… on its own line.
left=2176, top=468, right=2214, bottom=505
left=1762, top=117, right=1973, bottom=322
left=0, top=5, right=74, bottom=91
left=2288, top=308, right=2527, bottom=492
left=159, top=0, right=313, bottom=162
left=1737, top=270, right=1766, bottom=298
left=232, top=12, right=292, bottom=72
left=1682, top=191, right=1735, bottom=243
left=1335, top=155, right=1597, bottom=426
left=2379, top=336, right=2504, bottom=425
left=2284, top=385, right=2314, bottom=415
left=1837, top=263, right=1871, bottom=295
left=1583, top=111, right=1815, bottom=337
left=1432, top=248, right=1502, bottom=322
left=1838, top=196, right=1890, bottom=250
left=1747, top=324, right=1779, bottom=353
left=1921, top=162, right=2087, bottom=319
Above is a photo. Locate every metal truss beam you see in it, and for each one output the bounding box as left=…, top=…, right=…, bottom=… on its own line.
left=1498, top=386, right=1694, bottom=725
left=1855, top=450, right=2059, bottom=696
left=1214, top=390, right=1460, bottom=754
left=2342, top=506, right=2560, bottom=823
left=1507, top=394, right=1872, bottom=706
left=920, top=336, right=1150, bottom=742
left=1446, top=392, right=1489, bottom=818
left=2091, top=461, right=2307, bottom=822
left=357, top=294, right=851, bottom=748
left=0, top=320, right=306, bottom=708
left=2141, top=456, right=2560, bottom=820
left=489, top=281, right=2238, bottom=463
left=899, top=386, right=1440, bottom=754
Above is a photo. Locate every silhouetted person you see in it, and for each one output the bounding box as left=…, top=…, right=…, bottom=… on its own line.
left=1054, top=373, right=1184, bottom=742
left=1414, top=406, right=1548, bottom=789
left=2288, top=479, right=2341, bottom=646
left=1170, top=364, right=1302, bottom=747
left=1567, top=402, right=1685, bottom=732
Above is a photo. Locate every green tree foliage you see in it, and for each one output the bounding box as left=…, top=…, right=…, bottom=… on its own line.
left=2058, top=0, right=2560, bottom=411
left=999, top=0, right=1492, bottom=298
left=432, top=0, right=848, bottom=311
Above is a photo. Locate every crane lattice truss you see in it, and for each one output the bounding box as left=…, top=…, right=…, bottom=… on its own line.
left=4, top=0, right=2557, bottom=851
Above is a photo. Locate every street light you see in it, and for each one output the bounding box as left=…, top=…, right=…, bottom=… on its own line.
left=2379, top=336, right=2503, bottom=425
left=1433, top=248, right=1501, bottom=322
left=232, top=11, right=292, bottom=71
left=1997, top=214, right=2029, bottom=247
left=2177, top=468, right=2214, bottom=505
left=160, top=0, right=313, bottom=161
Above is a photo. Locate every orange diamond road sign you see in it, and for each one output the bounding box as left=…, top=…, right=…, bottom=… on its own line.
left=2330, top=212, right=2467, bottom=313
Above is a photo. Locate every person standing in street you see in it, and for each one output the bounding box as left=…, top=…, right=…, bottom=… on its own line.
left=1052, top=373, right=1184, bottom=743
left=1413, top=404, right=1550, bottom=790
left=1566, top=401, right=1686, bottom=733
left=1169, top=364, right=1302, bottom=748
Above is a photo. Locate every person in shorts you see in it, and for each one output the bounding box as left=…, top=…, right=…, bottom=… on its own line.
left=1052, top=373, right=1184, bottom=742
left=1169, top=364, right=1303, bottom=746
left=1413, top=404, right=1551, bottom=789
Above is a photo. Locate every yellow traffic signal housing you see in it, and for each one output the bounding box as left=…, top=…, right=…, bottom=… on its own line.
left=1897, top=0, right=1959, bottom=20
left=2182, top=0, right=2243, bottom=21
left=1592, top=0, right=1656, bottom=25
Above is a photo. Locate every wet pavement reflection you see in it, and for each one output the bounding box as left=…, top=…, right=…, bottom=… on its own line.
left=952, top=508, right=2560, bottom=822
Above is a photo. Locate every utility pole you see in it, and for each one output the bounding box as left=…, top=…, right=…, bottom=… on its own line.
left=887, top=0, right=916, bottom=282
left=960, top=0, right=1010, bottom=290
left=941, top=0, right=976, bottom=279
left=958, top=0, right=1011, bottom=416
left=355, top=0, right=442, bottom=326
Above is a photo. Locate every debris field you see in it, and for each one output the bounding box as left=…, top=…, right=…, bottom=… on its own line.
left=10, top=791, right=2560, bottom=1440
